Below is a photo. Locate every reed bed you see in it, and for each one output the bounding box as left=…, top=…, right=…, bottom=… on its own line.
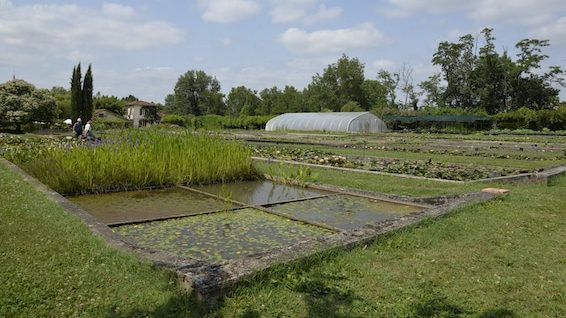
left=19, top=130, right=258, bottom=195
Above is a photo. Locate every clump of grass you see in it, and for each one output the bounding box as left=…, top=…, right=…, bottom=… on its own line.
left=17, top=130, right=258, bottom=195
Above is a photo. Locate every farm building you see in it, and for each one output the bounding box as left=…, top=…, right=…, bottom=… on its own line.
left=265, top=112, right=388, bottom=133
left=125, top=100, right=159, bottom=128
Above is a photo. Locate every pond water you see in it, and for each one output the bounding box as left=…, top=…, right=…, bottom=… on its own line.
left=114, top=208, right=332, bottom=263
left=68, top=188, right=236, bottom=225
left=69, top=180, right=425, bottom=263
left=269, top=195, right=422, bottom=231
left=192, top=180, right=331, bottom=205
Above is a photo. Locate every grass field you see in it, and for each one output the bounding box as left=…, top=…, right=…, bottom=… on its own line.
left=1, top=131, right=565, bottom=317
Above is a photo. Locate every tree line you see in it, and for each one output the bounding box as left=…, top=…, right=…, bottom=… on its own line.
left=165, top=28, right=564, bottom=117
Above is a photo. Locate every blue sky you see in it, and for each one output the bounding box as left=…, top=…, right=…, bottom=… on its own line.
left=1, top=0, right=565, bottom=103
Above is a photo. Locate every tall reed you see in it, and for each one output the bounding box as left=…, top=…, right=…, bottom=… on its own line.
left=20, top=130, right=258, bottom=195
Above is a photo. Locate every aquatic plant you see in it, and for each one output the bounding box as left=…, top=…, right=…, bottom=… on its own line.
left=15, top=130, right=258, bottom=194
left=269, top=163, right=318, bottom=187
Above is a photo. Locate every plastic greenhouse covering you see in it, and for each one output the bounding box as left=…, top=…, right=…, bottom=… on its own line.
left=265, top=112, right=388, bottom=133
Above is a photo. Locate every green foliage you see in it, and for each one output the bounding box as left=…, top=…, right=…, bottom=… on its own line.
left=304, top=54, right=367, bottom=112
left=340, top=101, right=364, bottom=112
left=377, top=69, right=400, bottom=108
left=70, top=64, right=82, bottom=121
left=421, top=106, right=488, bottom=116
left=82, top=64, right=93, bottom=121
left=419, top=73, right=445, bottom=108
left=255, top=86, right=306, bottom=115
left=173, top=70, right=225, bottom=116
left=92, top=119, right=130, bottom=130
left=160, top=114, right=187, bottom=127
left=363, top=79, right=389, bottom=110
left=93, top=93, right=126, bottom=115
left=50, top=86, right=71, bottom=119
left=493, top=107, right=566, bottom=131
left=268, top=163, right=318, bottom=187
left=431, top=28, right=563, bottom=114
left=70, top=63, right=94, bottom=121
left=189, top=114, right=274, bottom=130
left=0, top=79, right=57, bottom=132
left=226, top=86, right=261, bottom=116
left=11, top=130, right=258, bottom=195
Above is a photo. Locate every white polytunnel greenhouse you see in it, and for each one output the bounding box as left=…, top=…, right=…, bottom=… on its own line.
left=265, top=112, right=388, bottom=133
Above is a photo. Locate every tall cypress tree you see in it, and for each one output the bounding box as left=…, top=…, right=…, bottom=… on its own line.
left=82, top=64, right=93, bottom=121
left=70, top=63, right=83, bottom=121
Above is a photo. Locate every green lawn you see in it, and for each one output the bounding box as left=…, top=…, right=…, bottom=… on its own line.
left=1, top=158, right=565, bottom=317
left=254, top=161, right=485, bottom=197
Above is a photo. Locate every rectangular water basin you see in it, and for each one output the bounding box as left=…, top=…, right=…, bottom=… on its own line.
left=113, top=208, right=333, bottom=263
left=269, top=195, right=423, bottom=231
left=68, top=188, right=236, bottom=225
left=191, top=180, right=331, bottom=205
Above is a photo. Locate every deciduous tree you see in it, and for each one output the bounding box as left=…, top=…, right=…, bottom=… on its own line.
left=0, top=79, right=56, bottom=131
left=173, top=70, right=225, bottom=116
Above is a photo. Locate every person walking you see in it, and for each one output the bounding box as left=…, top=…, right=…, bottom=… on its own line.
left=83, top=120, right=94, bottom=140
left=73, top=118, right=83, bottom=140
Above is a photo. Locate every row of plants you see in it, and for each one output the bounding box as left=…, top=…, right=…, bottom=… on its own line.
left=252, top=146, right=528, bottom=181
left=340, top=143, right=566, bottom=161
left=244, top=135, right=565, bottom=162
left=160, top=114, right=274, bottom=130
left=483, top=128, right=566, bottom=136
left=2, top=130, right=258, bottom=195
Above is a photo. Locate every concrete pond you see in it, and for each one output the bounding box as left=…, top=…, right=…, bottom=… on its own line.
left=68, top=180, right=423, bottom=263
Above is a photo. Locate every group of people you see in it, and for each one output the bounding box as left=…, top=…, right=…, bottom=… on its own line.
left=72, top=118, right=95, bottom=141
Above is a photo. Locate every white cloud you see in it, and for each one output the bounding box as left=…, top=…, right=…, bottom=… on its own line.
left=370, top=59, right=398, bottom=71
left=278, top=23, right=387, bottom=55
left=383, top=0, right=566, bottom=27
left=222, top=38, right=233, bottom=46
left=303, top=5, right=342, bottom=25
left=102, top=3, right=135, bottom=19
left=531, top=16, right=566, bottom=45
left=94, top=66, right=178, bottom=102
left=270, top=0, right=341, bottom=25
left=214, top=65, right=312, bottom=91
left=382, top=0, right=469, bottom=16
left=198, top=0, right=260, bottom=23
left=134, top=66, right=173, bottom=72
left=0, top=3, right=185, bottom=56
left=469, top=0, right=564, bottom=26
left=270, top=0, right=316, bottom=23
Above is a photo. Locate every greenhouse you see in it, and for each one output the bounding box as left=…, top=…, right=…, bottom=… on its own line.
left=265, top=112, right=388, bottom=133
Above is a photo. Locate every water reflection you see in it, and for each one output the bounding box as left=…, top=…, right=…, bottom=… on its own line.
left=192, top=180, right=331, bottom=205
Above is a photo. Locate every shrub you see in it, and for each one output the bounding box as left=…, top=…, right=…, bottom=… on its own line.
left=189, top=115, right=274, bottom=130
left=160, top=114, right=187, bottom=127
left=493, top=107, right=566, bottom=131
